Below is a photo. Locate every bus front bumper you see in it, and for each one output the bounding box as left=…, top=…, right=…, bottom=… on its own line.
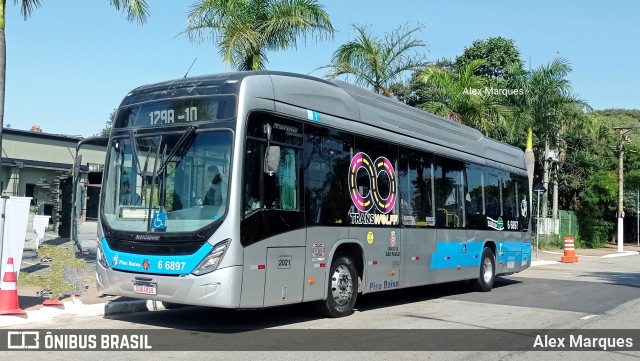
left=96, top=264, right=242, bottom=308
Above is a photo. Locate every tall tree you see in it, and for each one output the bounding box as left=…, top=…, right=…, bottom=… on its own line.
left=185, top=0, right=334, bottom=71
left=0, top=0, right=149, bottom=181
left=416, top=59, right=511, bottom=138
left=455, top=37, right=524, bottom=80
left=323, top=23, right=428, bottom=96
left=508, top=58, right=587, bottom=219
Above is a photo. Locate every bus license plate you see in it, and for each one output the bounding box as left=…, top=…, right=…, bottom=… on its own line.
left=133, top=282, right=157, bottom=295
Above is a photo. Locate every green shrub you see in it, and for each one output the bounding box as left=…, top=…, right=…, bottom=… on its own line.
left=18, top=245, right=86, bottom=299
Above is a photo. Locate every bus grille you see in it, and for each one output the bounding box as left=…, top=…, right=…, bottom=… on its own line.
left=105, top=237, right=206, bottom=255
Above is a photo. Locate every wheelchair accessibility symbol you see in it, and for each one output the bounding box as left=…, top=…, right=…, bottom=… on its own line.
left=152, top=211, right=166, bottom=230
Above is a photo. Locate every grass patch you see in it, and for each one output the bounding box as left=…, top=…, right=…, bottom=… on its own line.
left=18, top=244, right=86, bottom=299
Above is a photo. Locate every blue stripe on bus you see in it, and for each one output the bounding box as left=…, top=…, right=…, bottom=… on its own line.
left=430, top=241, right=530, bottom=270
left=100, top=238, right=212, bottom=275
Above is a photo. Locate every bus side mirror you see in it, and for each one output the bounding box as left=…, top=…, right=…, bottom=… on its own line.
left=264, top=146, right=280, bottom=176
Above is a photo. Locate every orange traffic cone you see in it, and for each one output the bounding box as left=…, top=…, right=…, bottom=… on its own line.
left=561, top=236, right=579, bottom=263
left=0, top=257, right=27, bottom=315
left=43, top=299, right=64, bottom=307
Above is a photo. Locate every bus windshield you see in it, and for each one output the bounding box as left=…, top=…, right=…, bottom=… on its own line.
left=102, top=129, right=233, bottom=233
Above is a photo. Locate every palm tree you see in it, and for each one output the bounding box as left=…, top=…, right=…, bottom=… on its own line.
left=524, top=58, right=588, bottom=219
left=416, top=59, right=511, bottom=138
left=0, top=0, right=149, bottom=180
left=323, top=23, right=427, bottom=96
left=185, top=0, right=334, bottom=71
left=515, top=58, right=587, bottom=219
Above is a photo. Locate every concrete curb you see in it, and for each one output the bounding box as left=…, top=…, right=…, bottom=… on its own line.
left=531, top=260, right=561, bottom=267
left=541, top=250, right=640, bottom=258
left=0, top=299, right=165, bottom=328
left=601, top=251, right=640, bottom=258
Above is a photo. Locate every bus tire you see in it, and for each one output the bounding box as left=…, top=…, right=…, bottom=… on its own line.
left=314, top=254, right=358, bottom=318
left=472, top=247, right=495, bottom=292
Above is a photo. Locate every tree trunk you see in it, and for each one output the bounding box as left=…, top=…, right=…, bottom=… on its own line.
left=542, top=140, right=549, bottom=218
left=552, top=164, right=558, bottom=219
left=552, top=132, right=559, bottom=220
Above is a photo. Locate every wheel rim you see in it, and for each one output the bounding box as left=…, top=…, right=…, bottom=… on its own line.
left=482, top=257, right=493, bottom=283
left=331, top=265, right=353, bottom=306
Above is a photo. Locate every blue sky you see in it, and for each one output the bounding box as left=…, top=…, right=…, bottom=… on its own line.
left=5, top=0, right=639, bottom=137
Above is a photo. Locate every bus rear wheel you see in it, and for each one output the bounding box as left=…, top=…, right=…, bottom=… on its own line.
left=471, top=247, right=495, bottom=292
left=314, top=254, right=357, bottom=318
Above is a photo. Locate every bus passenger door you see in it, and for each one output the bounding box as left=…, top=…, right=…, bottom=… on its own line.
left=433, top=156, right=468, bottom=283
left=398, top=149, right=437, bottom=287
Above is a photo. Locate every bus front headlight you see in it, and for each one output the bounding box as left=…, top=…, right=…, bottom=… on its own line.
left=192, top=240, right=229, bottom=276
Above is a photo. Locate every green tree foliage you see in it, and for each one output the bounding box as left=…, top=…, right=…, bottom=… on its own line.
left=521, top=58, right=585, bottom=144
left=556, top=110, right=617, bottom=246
left=96, top=110, right=117, bottom=137
left=594, top=109, right=640, bottom=232
left=455, top=37, right=524, bottom=79
left=322, top=23, right=428, bottom=96
left=415, top=59, right=511, bottom=138
left=387, top=35, right=634, bottom=247
left=185, top=0, right=334, bottom=71
left=389, top=58, right=453, bottom=106
left=595, top=109, right=640, bottom=143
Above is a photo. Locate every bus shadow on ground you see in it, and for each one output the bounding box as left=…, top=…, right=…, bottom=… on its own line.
left=354, top=277, right=520, bottom=313
left=106, top=277, right=521, bottom=331
left=575, top=271, right=640, bottom=288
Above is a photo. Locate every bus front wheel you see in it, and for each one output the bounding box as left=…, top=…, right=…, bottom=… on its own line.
left=471, top=247, right=495, bottom=292
left=314, top=254, right=358, bottom=318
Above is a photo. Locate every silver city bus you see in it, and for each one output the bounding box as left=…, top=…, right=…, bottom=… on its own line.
left=96, top=71, right=531, bottom=317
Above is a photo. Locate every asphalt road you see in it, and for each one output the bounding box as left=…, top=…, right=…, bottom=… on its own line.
left=3, top=252, right=640, bottom=360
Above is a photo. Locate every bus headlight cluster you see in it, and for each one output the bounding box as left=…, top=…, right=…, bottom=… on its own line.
left=96, top=240, right=109, bottom=269
left=192, top=240, right=229, bottom=276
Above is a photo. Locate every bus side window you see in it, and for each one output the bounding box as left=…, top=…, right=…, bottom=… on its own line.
left=399, top=148, right=434, bottom=227
left=484, top=169, right=502, bottom=219
left=303, top=125, right=353, bottom=225
left=243, top=140, right=263, bottom=216
left=264, top=147, right=298, bottom=211
left=435, top=157, right=465, bottom=228
left=465, top=163, right=485, bottom=229
left=503, top=174, right=519, bottom=219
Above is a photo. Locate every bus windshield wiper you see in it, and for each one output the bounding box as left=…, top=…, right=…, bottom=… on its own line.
left=147, top=136, right=164, bottom=231
left=129, top=130, right=142, bottom=176
left=156, top=125, right=198, bottom=176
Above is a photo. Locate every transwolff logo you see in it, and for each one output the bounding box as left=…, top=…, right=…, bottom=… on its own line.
left=111, top=254, right=119, bottom=266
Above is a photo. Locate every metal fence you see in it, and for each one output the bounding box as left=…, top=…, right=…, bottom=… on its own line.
left=559, top=210, right=579, bottom=241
